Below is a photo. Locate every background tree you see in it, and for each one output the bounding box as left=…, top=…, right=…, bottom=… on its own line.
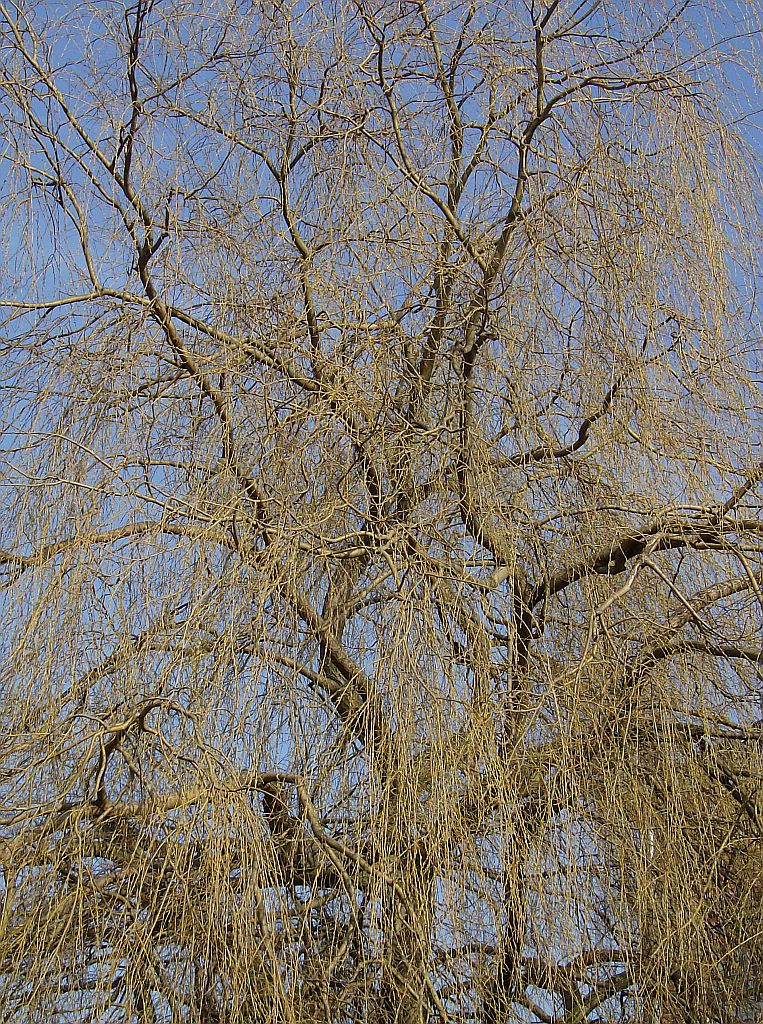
left=0, top=1, right=761, bottom=1022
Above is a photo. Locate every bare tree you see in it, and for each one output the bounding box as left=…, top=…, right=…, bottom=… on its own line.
left=0, top=2, right=761, bottom=1022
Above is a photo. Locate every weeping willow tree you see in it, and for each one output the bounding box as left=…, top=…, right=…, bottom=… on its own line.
left=0, top=1, right=761, bottom=1021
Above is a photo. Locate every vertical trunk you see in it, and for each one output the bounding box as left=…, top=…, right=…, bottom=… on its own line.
left=481, top=859, right=526, bottom=1024
left=378, top=841, right=435, bottom=1024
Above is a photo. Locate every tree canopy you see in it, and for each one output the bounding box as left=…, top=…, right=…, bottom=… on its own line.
left=0, top=2, right=761, bottom=1022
